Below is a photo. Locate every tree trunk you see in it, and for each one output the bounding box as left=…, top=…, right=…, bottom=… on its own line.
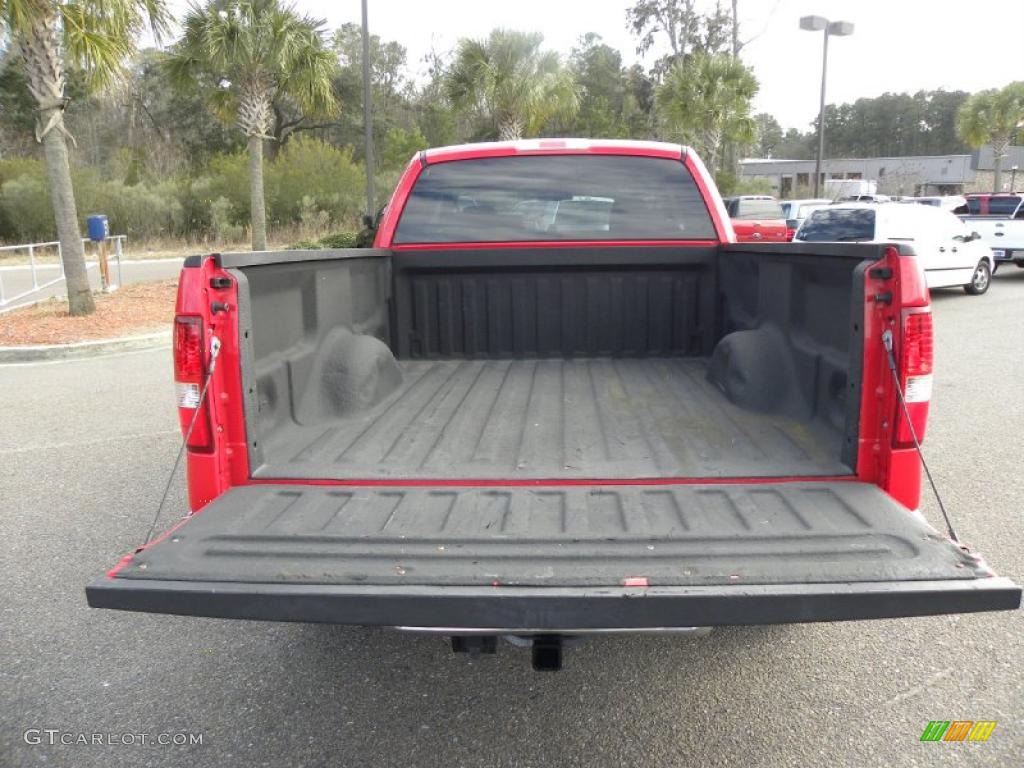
left=705, top=127, right=723, bottom=172
left=248, top=135, right=267, bottom=251
left=19, top=13, right=94, bottom=315
left=992, top=135, right=1009, bottom=192
left=239, top=77, right=273, bottom=251
left=498, top=117, right=524, bottom=141
left=42, top=119, right=94, bottom=315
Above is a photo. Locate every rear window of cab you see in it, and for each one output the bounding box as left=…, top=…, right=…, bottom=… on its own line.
left=795, top=208, right=877, bottom=242
left=392, top=154, right=717, bottom=243
left=727, top=198, right=784, bottom=219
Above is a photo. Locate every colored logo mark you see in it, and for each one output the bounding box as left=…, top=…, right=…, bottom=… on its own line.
left=920, top=721, right=997, bottom=742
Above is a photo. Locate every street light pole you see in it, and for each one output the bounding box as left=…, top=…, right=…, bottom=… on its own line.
left=814, top=28, right=828, bottom=198
left=1012, top=165, right=1019, bottom=193
left=800, top=16, right=854, bottom=198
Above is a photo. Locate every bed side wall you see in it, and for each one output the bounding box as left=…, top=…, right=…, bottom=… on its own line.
left=231, top=255, right=391, bottom=469
left=715, top=248, right=868, bottom=469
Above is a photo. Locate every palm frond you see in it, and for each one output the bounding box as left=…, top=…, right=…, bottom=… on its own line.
left=2, top=0, right=47, bottom=36
left=58, top=0, right=171, bottom=89
left=957, top=84, right=1024, bottom=149
left=163, top=0, right=337, bottom=132
left=279, top=38, right=337, bottom=116
left=656, top=53, right=759, bottom=157
left=445, top=37, right=491, bottom=112
left=61, top=3, right=135, bottom=89
left=444, top=29, right=579, bottom=138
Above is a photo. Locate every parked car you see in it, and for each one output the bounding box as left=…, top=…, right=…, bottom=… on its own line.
left=824, top=178, right=878, bottom=199
left=963, top=192, right=1024, bottom=216
left=780, top=198, right=832, bottom=240
left=836, top=194, right=891, bottom=203
left=87, top=140, right=1019, bottom=670
left=796, top=202, right=996, bottom=294
left=722, top=195, right=788, bottom=242
left=913, top=195, right=967, bottom=212
left=959, top=193, right=1024, bottom=269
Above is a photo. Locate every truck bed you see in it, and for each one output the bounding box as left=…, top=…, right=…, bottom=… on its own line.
left=88, top=153, right=1022, bottom=635
left=256, top=358, right=848, bottom=481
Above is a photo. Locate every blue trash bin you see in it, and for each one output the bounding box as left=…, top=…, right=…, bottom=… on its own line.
left=87, top=214, right=109, bottom=242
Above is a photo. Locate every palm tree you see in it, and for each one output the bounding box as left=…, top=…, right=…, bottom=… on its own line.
left=957, top=82, right=1024, bottom=193
left=167, top=0, right=337, bottom=251
left=656, top=52, right=757, bottom=171
left=444, top=29, right=579, bottom=141
left=1, top=0, right=168, bottom=316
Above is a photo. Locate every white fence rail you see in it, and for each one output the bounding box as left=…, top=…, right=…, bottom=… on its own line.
left=0, top=236, right=126, bottom=313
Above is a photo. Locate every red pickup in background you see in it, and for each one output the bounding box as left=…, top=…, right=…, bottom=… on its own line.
left=724, top=195, right=790, bottom=242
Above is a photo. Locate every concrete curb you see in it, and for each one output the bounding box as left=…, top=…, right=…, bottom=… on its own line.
left=0, top=331, right=171, bottom=363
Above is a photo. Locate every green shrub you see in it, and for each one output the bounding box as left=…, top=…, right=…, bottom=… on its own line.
left=298, top=195, right=330, bottom=239
left=66, top=167, right=185, bottom=239
left=0, top=136, right=377, bottom=243
left=0, top=174, right=53, bottom=241
left=205, top=152, right=251, bottom=224
left=317, top=231, right=360, bottom=248
left=0, top=157, right=45, bottom=187
left=287, top=230, right=361, bottom=250
left=379, top=126, right=426, bottom=171
left=210, top=196, right=244, bottom=242
left=268, top=137, right=363, bottom=228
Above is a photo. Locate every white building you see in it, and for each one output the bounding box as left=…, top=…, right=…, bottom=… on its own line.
left=739, top=146, right=1024, bottom=197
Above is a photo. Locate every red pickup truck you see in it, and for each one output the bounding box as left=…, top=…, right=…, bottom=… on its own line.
left=88, top=140, right=1019, bottom=669
left=722, top=195, right=790, bottom=242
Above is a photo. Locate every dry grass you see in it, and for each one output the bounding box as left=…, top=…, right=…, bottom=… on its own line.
left=0, top=280, right=177, bottom=346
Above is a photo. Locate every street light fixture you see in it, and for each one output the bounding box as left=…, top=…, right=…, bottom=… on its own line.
left=800, top=15, right=854, bottom=197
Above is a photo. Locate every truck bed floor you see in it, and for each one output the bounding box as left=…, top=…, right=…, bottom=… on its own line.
left=256, top=358, right=848, bottom=480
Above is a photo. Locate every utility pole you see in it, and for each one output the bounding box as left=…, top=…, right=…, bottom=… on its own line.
left=731, top=0, right=740, bottom=57
left=361, top=0, right=375, bottom=221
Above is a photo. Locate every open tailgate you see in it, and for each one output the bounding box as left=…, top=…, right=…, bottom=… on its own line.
left=87, top=482, right=1020, bottom=629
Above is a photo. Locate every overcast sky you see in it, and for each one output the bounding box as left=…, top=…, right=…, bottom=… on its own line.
left=166, top=0, right=1024, bottom=132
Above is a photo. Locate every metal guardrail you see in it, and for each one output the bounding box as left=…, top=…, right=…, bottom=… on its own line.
left=0, top=235, right=126, bottom=313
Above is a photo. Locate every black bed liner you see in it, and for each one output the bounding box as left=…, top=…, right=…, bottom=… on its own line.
left=87, top=481, right=1021, bottom=628
left=255, top=358, right=848, bottom=480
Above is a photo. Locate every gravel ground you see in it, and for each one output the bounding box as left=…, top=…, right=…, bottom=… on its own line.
left=0, top=280, right=177, bottom=345
left=1, top=268, right=1021, bottom=768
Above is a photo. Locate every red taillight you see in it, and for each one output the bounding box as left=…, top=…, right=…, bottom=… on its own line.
left=174, top=316, right=203, bottom=382
left=895, top=310, right=933, bottom=446
left=902, top=313, right=933, bottom=376
left=173, top=315, right=213, bottom=451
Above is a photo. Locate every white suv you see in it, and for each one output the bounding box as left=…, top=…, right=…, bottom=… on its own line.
left=795, top=203, right=996, bottom=295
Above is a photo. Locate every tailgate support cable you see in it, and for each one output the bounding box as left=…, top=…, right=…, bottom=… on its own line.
left=882, top=330, right=959, bottom=543
left=143, top=336, right=221, bottom=544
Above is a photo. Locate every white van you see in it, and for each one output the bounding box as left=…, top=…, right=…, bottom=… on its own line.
left=795, top=203, right=995, bottom=295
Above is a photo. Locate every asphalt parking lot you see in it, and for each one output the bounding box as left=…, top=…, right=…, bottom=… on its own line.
left=0, top=258, right=183, bottom=311
left=2, top=268, right=1022, bottom=768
